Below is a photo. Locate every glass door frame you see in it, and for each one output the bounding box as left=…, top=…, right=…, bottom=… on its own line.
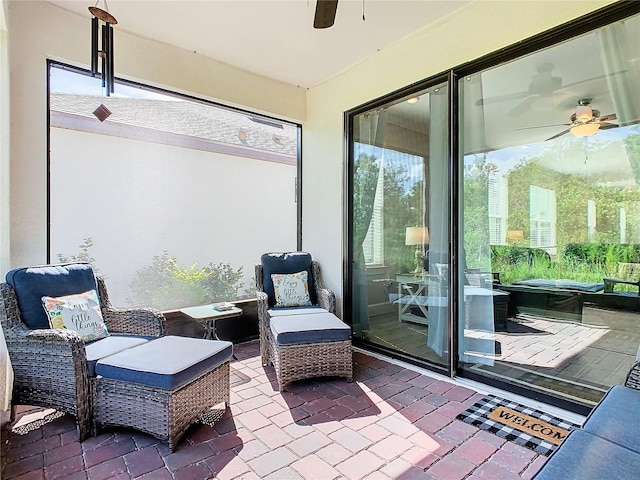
left=344, top=73, right=455, bottom=378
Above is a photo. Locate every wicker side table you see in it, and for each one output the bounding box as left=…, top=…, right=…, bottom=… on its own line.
left=93, top=336, right=232, bottom=451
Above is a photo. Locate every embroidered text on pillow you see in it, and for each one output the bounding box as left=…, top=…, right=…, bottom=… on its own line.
left=42, top=289, right=109, bottom=342
left=271, top=271, right=312, bottom=307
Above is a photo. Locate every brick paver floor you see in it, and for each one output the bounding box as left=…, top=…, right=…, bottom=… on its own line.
left=2, top=340, right=551, bottom=479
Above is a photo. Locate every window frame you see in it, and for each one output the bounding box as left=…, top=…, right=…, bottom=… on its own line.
left=46, top=60, right=303, bottom=297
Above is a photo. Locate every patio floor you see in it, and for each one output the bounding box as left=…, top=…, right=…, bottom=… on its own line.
left=2, top=340, right=553, bottom=480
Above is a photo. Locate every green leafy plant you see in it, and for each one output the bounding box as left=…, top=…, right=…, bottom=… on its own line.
left=57, top=237, right=96, bottom=265
left=128, top=252, right=245, bottom=311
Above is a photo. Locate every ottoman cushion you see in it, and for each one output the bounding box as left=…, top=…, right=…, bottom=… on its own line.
left=533, top=429, right=640, bottom=479
left=85, top=335, right=151, bottom=376
left=270, top=312, right=351, bottom=345
left=268, top=306, right=327, bottom=317
left=96, top=335, right=233, bottom=390
left=582, top=385, right=640, bottom=452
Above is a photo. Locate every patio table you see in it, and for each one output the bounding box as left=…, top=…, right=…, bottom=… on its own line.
left=179, top=304, right=242, bottom=340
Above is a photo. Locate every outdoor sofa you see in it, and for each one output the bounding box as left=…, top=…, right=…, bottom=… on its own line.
left=533, top=357, right=640, bottom=478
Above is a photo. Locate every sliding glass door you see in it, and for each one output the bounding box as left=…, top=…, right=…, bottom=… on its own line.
left=458, top=12, right=640, bottom=409
left=348, top=80, right=451, bottom=371
left=346, top=4, right=640, bottom=411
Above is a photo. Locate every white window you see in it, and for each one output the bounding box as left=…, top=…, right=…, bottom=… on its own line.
left=488, top=174, right=508, bottom=245
left=530, top=185, right=557, bottom=250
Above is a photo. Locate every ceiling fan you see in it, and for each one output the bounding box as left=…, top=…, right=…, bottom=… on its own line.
left=475, top=63, right=619, bottom=118
left=314, top=0, right=339, bottom=29
left=518, top=99, right=618, bottom=141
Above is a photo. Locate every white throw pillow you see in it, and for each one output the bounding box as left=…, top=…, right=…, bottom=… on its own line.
left=271, top=271, right=312, bottom=307
left=42, top=289, right=109, bottom=342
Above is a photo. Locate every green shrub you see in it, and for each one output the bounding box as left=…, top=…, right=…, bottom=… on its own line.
left=128, top=252, right=245, bottom=311
left=57, top=237, right=96, bottom=265
left=563, top=243, right=640, bottom=266
left=493, top=243, right=639, bottom=288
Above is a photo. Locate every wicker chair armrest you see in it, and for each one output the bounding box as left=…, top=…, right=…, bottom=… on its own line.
left=625, top=361, right=640, bottom=390
left=256, top=291, right=269, bottom=325
left=256, top=290, right=270, bottom=366
left=25, top=326, right=81, bottom=340
left=17, top=328, right=89, bottom=369
left=317, top=287, right=336, bottom=314
left=102, top=307, right=166, bottom=337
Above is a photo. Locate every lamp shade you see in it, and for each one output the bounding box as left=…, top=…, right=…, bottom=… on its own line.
left=570, top=122, right=600, bottom=137
left=405, top=227, right=429, bottom=246
left=506, top=230, right=524, bottom=242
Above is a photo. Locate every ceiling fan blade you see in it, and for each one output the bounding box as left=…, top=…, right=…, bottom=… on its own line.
left=598, top=113, right=617, bottom=122
left=475, top=91, right=529, bottom=106
left=558, top=70, right=627, bottom=92
left=477, top=69, right=627, bottom=109
left=516, top=123, right=570, bottom=131
left=599, top=122, right=619, bottom=130
left=546, top=128, right=571, bottom=141
left=314, top=0, right=338, bottom=29
left=507, top=96, right=539, bottom=118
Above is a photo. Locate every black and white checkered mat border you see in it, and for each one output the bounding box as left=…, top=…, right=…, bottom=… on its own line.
left=456, top=394, right=580, bottom=456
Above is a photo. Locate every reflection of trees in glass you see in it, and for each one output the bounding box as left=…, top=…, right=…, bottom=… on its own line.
left=353, top=153, right=380, bottom=266
left=353, top=151, right=423, bottom=274
left=463, top=154, right=492, bottom=268
left=464, top=129, right=640, bottom=278
left=508, top=152, right=640, bottom=250
left=382, top=163, right=421, bottom=274
left=624, top=126, right=640, bottom=185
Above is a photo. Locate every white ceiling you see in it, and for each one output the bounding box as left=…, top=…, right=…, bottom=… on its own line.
left=47, top=0, right=472, bottom=88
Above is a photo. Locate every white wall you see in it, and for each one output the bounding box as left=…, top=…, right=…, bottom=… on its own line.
left=50, top=127, right=297, bottom=306
left=0, top=0, right=12, bottom=425
left=6, top=0, right=305, bottom=271
left=303, top=0, right=615, bottom=316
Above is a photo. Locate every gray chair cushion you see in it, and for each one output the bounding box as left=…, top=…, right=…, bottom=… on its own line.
left=6, top=263, right=99, bottom=330
left=261, top=252, right=317, bottom=307
left=85, top=335, right=151, bottom=376
left=268, top=306, right=327, bottom=317
left=270, top=312, right=351, bottom=345
left=533, top=430, right=640, bottom=479
left=96, top=336, right=233, bottom=390
left=582, top=385, right=640, bottom=453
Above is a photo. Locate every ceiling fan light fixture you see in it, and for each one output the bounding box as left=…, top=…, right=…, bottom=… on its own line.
left=575, top=104, right=593, bottom=122
left=570, top=122, right=600, bottom=137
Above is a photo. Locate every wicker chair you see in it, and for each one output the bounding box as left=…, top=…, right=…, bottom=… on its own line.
left=625, top=360, right=640, bottom=390
left=0, top=268, right=165, bottom=441
left=255, top=252, right=351, bottom=390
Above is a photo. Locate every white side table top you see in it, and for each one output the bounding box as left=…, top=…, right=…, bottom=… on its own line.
left=179, top=304, right=242, bottom=320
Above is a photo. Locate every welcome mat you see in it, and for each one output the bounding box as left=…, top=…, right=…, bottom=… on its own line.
left=456, top=395, right=580, bottom=456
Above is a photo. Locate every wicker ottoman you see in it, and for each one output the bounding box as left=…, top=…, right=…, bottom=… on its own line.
left=268, top=311, right=352, bottom=391
left=93, top=335, right=232, bottom=451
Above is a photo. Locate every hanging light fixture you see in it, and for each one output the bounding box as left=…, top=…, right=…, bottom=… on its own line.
left=89, top=0, right=117, bottom=96
left=569, top=99, right=600, bottom=138
left=570, top=122, right=600, bottom=137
